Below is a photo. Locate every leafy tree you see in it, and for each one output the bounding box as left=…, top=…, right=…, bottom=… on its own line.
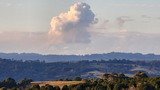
left=1, top=77, right=17, bottom=88
left=0, top=87, right=7, bottom=90
left=85, top=87, right=91, bottom=90
left=62, top=85, right=69, bottom=90
left=68, top=85, right=76, bottom=90
left=74, top=77, right=82, bottom=81
left=113, top=83, right=128, bottom=90
left=143, top=83, right=155, bottom=90
left=76, top=84, right=86, bottom=90
left=10, top=87, right=19, bottom=90
left=54, top=86, right=60, bottom=90
left=107, top=83, right=114, bottom=90
left=31, top=84, right=40, bottom=90
left=45, top=84, right=54, bottom=90
left=155, top=80, right=160, bottom=89
left=40, top=86, right=46, bottom=90
left=134, top=72, right=148, bottom=78
left=118, top=73, right=126, bottom=78
left=18, top=78, right=33, bottom=88
left=94, top=84, right=106, bottom=90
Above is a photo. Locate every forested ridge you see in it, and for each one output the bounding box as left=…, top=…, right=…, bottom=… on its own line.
left=0, top=58, right=160, bottom=89
left=0, top=58, right=160, bottom=81
left=0, top=52, right=160, bottom=62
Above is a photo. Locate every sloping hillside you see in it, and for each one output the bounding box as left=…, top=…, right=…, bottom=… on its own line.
left=0, top=58, right=160, bottom=81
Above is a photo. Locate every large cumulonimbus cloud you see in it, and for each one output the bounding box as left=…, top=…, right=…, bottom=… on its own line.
left=49, top=2, right=97, bottom=43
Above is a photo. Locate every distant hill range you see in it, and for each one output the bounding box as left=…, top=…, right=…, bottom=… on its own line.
left=0, top=52, right=160, bottom=62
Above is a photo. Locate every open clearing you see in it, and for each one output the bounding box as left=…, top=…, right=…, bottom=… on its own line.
left=31, top=81, right=86, bottom=88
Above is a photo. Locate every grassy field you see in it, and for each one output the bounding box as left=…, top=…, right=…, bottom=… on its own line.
left=31, top=81, right=86, bottom=88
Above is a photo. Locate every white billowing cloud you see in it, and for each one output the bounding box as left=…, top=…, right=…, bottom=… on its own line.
left=49, top=2, right=97, bottom=43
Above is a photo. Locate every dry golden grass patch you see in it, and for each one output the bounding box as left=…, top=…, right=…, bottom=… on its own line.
left=31, top=81, right=86, bottom=87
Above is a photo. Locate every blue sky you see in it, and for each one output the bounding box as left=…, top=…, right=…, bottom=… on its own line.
left=0, top=0, right=160, bottom=54
left=0, top=0, right=160, bottom=33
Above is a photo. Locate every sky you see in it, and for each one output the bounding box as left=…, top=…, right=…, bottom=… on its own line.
left=0, top=0, right=160, bottom=55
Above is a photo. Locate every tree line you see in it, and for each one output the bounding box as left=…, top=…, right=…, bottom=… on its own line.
left=1, top=72, right=160, bottom=90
